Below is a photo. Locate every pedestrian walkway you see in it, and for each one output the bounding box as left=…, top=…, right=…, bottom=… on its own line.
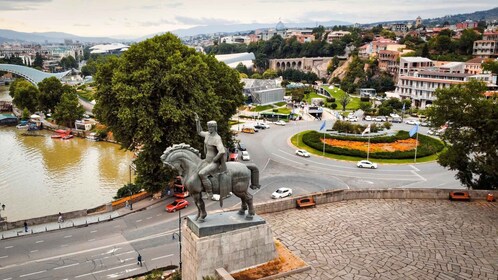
left=0, top=196, right=167, bottom=240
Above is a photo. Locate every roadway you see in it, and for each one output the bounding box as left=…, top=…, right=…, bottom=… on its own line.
left=0, top=118, right=463, bottom=279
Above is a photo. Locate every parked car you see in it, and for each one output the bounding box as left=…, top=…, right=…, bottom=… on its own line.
left=295, top=149, right=310, bottom=157
left=274, top=120, right=286, bottom=126
left=356, top=160, right=378, bottom=169
left=390, top=113, right=400, bottom=118
left=405, top=120, right=418, bottom=125
left=238, top=142, right=247, bottom=151
left=165, top=199, right=189, bottom=212
left=365, top=116, right=372, bottom=121
left=391, top=117, right=402, bottom=123
left=241, top=151, right=250, bottom=161
left=271, top=187, right=293, bottom=199
left=420, top=121, right=432, bottom=127
left=254, top=124, right=265, bottom=130
left=374, top=116, right=387, bottom=122
left=348, top=116, right=358, bottom=122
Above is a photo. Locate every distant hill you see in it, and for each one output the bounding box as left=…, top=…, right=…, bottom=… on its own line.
left=0, top=29, right=124, bottom=44
left=368, top=7, right=498, bottom=27
left=140, top=20, right=352, bottom=40
left=423, top=7, right=498, bottom=26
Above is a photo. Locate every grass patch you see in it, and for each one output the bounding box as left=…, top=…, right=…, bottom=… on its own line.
left=252, top=105, right=273, bottom=112
left=273, top=108, right=291, bottom=114
left=274, top=101, right=286, bottom=106
left=321, top=86, right=361, bottom=110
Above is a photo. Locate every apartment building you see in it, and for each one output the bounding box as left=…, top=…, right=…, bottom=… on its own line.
left=395, top=57, right=496, bottom=108
left=326, top=31, right=351, bottom=43
left=464, top=57, right=485, bottom=75
left=473, top=31, right=498, bottom=58
left=378, top=50, right=400, bottom=77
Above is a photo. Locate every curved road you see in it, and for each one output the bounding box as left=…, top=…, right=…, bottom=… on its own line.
left=0, top=119, right=463, bottom=279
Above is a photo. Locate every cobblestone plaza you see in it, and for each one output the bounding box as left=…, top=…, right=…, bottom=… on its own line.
left=263, top=199, right=498, bottom=279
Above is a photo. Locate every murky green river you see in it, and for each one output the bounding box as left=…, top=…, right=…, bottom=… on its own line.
left=0, top=85, right=134, bottom=222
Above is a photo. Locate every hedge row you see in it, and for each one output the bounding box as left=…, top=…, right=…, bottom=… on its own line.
left=302, top=131, right=444, bottom=159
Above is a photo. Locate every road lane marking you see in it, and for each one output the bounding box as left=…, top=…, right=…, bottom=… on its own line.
left=262, top=157, right=271, bottom=172
left=115, top=250, right=135, bottom=257
left=0, top=255, right=7, bottom=259
left=88, top=239, right=96, bottom=242
left=54, top=263, right=79, bottom=270
left=19, top=270, right=46, bottom=277
left=4, top=246, right=13, bottom=249
left=75, top=263, right=135, bottom=278
left=410, top=165, right=420, bottom=171
left=2, top=277, right=12, bottom=280
left=136, top=219, right=143, bottom=223
left=411, top=170, right=427, bottom=181
left=35, top=240, right=44, bottom=243
left=90, top=230, right=98, bottom=233
left=156, top=214, right=162, bottom=216
left=146, top=217, right=152, bottom=220
left=30, top=250, right=38, bottom=253
left=64, top=235, right=72, bottom=238
left=0, top=230, right=177, bottom=271
left=60, top=244, right=68, bottom=247
left=151, top=254, right=173, bottom=261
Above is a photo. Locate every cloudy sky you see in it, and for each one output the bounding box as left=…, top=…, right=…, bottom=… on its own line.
left=1, top=0, right=496, bottom=38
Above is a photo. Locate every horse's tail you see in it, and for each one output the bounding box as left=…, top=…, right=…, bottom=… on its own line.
left=246, top=163, right=261, bottom=190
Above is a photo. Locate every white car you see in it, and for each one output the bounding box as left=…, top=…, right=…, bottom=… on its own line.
left=348, top=116, right=358, bottom=122
left=271, top=187, right=293, bottom=199
left=390, top=113, right=400, bottom=118
left=256, top=122, right=270, bottom=129
left=274, top=120, right=286, bottom=126
left=405, top=120, right=418, bottom=125
left=241, top=151, right=250, bottom=161
left=374, top=116, right=387, bottom=122
left=365, top=116, right=372, bottom=121
left=295, top=149, right=310, bottom=157
left=357, top=160, right=378, bottom=169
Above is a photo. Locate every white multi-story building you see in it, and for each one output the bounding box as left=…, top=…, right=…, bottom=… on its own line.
left=395, top=57, right=496, bottom=108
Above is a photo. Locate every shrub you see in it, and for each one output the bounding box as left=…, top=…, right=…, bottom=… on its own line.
left=360, top=97, right=370, bottom=102
left=327, top=97, right=336, bottom=103
left=331, top=103, right=338, bottom=109
left=272, top=108, right=278, bottom=113
left=383, top=122, right=392, bottom=130
left=114, top=183, right=142, bottom=199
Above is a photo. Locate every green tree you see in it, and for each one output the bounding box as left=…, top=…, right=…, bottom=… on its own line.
left=458, top=29, right=481, bottom=55
left=235, top=62, right=249, bottom=75
left=37, top=77, right=64, bottom=113
left=59, top=55, right=78, bottom=70
left=11, top=79, right=39, bottom=113
left=93, top=33, right=244, bottom=193
left=262, top=69, right=277, bottom=79
left=359, top=101, right=372, bottom=112
left=52, top=88, right=84, bottom=127
left=33, top=52, right=44, bottom=69
left=338, top=92, right=351, bottom=111
left=482, top=59, right=498, bottom=75
left=427, top=80, right=497, bottom=190
left=421, top=43, right=429, bottom=58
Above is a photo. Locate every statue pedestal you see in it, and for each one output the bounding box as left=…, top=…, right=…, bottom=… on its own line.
left=182, top=212, right=277, bottom=280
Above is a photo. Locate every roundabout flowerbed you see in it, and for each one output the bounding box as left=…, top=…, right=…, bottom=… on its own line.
left=302, top=131, right=444, bottom=159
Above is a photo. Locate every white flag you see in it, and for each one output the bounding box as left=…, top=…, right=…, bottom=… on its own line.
left=362, top=124, right=371, bottom=136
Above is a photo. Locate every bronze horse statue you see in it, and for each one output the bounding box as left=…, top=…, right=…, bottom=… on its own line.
left=161, top=144, right=260, bottom=222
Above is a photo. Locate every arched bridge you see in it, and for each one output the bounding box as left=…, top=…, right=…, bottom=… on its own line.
left=0, top=64, right=71, bottom=86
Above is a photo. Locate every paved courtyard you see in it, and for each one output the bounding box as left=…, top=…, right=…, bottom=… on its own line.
left=262, top=199, right=498, bottom=280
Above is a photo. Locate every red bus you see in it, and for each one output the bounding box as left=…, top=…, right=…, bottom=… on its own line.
left=172, top=176, right=189, bottom=198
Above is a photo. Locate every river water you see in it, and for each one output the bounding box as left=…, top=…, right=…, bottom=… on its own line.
left=0, top=85, right=134, bottom=222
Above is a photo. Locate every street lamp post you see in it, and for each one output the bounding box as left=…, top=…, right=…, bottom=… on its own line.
left=172, top=210, right=182, bottom=271
left=129, top=190, right=133, bottom=210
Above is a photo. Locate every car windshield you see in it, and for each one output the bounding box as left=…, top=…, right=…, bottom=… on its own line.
left=171, top=201, right=179, bottom=206
left=276, top=189, right=285, bottom=193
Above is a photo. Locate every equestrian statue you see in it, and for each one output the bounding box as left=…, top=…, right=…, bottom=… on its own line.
left=160, top=114, right=260, bottom=222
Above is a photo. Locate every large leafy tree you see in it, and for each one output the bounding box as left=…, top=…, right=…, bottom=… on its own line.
left=93, top=33, right=244, bottom=192
left=52, top=88, right=84, bottom=127
left=10, top=79, right=39, bottom=113
left=38, top=77, right=64, bottom=113
left=428, top=80, right=497, bottom=189
left=33, top=52, right=44, bottom=69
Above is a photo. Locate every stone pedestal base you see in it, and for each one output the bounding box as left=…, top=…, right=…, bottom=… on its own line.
left=182, top=212, right=277, bottom=280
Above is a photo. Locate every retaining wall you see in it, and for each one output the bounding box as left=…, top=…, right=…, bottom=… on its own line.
left=253, top=188, right=498, bottom=214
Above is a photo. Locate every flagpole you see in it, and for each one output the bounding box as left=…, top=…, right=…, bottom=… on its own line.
left=322, top=131, right=325, bottom=156
left=367, top=133, right=370, bottom=161
left=414, top=130, right=419, bottom=162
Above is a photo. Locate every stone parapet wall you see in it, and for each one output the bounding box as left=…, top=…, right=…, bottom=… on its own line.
left=183, top=222, right=277, bottom=280
left=3, top=209, right=87, bottom=230
left=253, top=188, right=498, bottom=215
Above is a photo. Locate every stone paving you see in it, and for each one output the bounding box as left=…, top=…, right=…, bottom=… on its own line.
left=262, top=199, right=498, bottom=280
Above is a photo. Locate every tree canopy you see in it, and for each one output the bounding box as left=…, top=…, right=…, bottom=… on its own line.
left=93, top=33, right=244, bottom=192
left=52, top=88, right=85, bottom=127
left=9, top=79, right=39, bottom=113
left=38, top=77, right=65, bottom=113
left=428, top=80, right=497, bottom=190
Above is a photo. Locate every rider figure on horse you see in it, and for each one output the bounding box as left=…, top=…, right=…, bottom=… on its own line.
left=194, top=113, right=227, bottom=200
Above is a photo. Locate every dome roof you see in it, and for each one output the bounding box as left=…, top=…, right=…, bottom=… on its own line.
left=276, top=21, right=286, bottom=31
